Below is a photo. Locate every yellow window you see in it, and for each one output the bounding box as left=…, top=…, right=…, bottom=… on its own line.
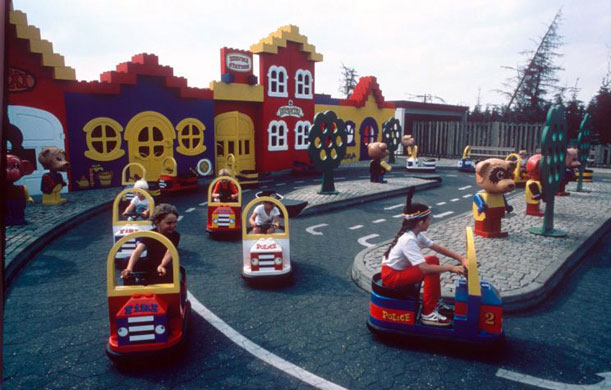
left=176, top=118, right=206, bottom=156
left=83, top=117, right=125, bottom=161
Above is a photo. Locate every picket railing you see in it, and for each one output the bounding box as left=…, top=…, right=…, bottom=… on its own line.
left=411, top=121, right=544, bottom=157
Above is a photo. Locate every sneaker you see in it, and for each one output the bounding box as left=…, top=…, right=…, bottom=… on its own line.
left=436, top=301, right=454, bottom=317
left=421, top=309, right=452, bottom=327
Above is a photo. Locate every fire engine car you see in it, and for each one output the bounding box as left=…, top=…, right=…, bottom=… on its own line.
left=112, top=188, right=155, bottom=268
left=368, top=227, right=505, bottom=348
left=206, top=175, right=242, bottom=236
left=106, top=230, right=190, bottom=360
left=158, top=157, right=198, bottom=195
left=241, top=196, right=292, bottom=281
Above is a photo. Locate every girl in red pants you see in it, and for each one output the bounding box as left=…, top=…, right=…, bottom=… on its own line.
left=382, top=191, right=467, bottom=327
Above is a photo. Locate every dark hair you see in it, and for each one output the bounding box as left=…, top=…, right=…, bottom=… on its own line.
left=151, top=203, right=179, bottom=226
left=383, top=188, right=430, bottom=258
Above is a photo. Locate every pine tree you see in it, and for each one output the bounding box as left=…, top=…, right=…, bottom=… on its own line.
left=339, top=64, right=358, bottom=98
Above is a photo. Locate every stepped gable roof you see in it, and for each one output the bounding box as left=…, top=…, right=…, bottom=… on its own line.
left=9, top=9, right=76, bottom=80
left=67, top=53, right=213, bottom=98
left=340, top=76, right=395, bottom=109
left=250, top=25, right=323, bottom=62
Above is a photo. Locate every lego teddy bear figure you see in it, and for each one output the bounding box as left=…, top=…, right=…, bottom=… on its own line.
left=5, top=154, right=35, bottom=225
left=401, top=135, right=416, bottom=158
left=473, top=158, right=516, bottom=238
left=557, top=148, right=580, bottom=196
left=38, top=147, right=70, bottom=205
left=525, top=154, right=544, bottom=217
left=368, top=142, right=390, bottom=183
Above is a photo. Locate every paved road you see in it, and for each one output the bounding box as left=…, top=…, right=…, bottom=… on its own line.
left=4, top=169, right=610, bottom=390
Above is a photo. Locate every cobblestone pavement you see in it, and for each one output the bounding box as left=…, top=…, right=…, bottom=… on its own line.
left=353, top=180, right=611, bottom=310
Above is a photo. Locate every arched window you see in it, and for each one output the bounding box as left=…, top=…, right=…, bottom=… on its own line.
left=267, top=120, right=288, bottom=151
left=294, top=120, right=311, bottom=150
left=267, top=65, right=288, bottom=98
left=176, top=118, right=206, bottom=156
left=83, top=117, right=125, bottom=161
left=345, top=120, right=356, bottom=146
left=294, top=69, right=313, bottom=99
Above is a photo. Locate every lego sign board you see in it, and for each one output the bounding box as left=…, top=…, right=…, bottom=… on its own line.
left=226, top=53, right=252, bottom=73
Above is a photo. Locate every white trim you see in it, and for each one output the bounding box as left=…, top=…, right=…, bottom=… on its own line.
left=267, top=65, right=288, bottom=98
left=294, top=69, right=313, bottom=99
left=294, top=120, right=311, bottom=150
left=267, top=120, right=288, bottom=151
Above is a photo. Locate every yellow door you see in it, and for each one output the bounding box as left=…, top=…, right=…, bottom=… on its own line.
left=124, top=111, right=175, bottom=181
left=214, top=111, right=255, bottom=175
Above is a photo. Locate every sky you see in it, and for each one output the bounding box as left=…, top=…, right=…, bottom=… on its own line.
left=12, top=0, right=611, bottom=110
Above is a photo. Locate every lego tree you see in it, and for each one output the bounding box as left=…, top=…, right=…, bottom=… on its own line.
left=575, top=114, right=591, bottom=192
left=381, top=117, right=402, bottom=164
left=308, top=111, right=347, bottom=194
left=530, top=105, right=568, bottom=237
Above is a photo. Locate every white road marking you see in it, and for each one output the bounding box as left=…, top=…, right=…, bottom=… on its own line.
left=188, top=292, right=349, bottom=390
left=462, top=194, right=472, bottom=198
left=242, top=189, right=251, bottom=193
left=450, top=198, right=460, bottom=202
left=372, top=219, right=386, bottom=224
left=446, top=174, right=458, bottom=177
left=186, top=207, right=195, bottom=213
left=358, top=234, right=380, bottom=248
left=602, top=179, right=611, bottom=182
left=436, top=202, right=447, bottom=206
left=276, top=182, right=286, bottom=186
left=295, top=180, right=305, bottom=183
left=496, top=368, right=611, bottom=390
left=259, top=179, right=273, bottom=183
left=459, top=185, right=472, bottom=190
left=433, top=211, right=454, bottom=219
left=335, top=176, right=346, bottom=180
left=177, top=215, right=184, bottom=221
left=384, top=203, right=404, bottom=210
left=294, top=185, right=309, bottom=189
left=305, top=223, right=328, bottom=236
left=358, top=175, right=370, bottom=179
left=198, top=202, right=207, bottom=206
left=349, top=225, right=363, bottom=230
left=393, top=213, right=404, bottom=218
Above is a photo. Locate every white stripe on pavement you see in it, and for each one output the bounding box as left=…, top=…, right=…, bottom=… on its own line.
left=393, top=213, right=403, bottom=218
left=450, top=198, right=460, bottom=202
left=188, top=292, right=349, bottom=390
left=186, top=207, right=195, bottom=213
left=358, top=234, right=380, bottom=248
left=198, top=202, right=207, bottom=206
left=295, top=180, right=305, bottom=183
left=436, top=202, right=446, bottom=206
left=276, top=182, right=286, bottom=186
left=372, top=219, right=386, bottom=224
left=462, top=194, right=472, bottom=198
left=177, top=215, right=184, bottom=221
left=459, top=185, right=472, bottom=190
left=446, top=174, right=458, bottom=177
left=433, top=211, right=454, bottom=219
left=384, top=203, right=404, bottom=210
left=349, top=225, right=363, bottom=230
left=242, top=189, right=252, bottom=193
left=305, top=224, right=328, bottom=236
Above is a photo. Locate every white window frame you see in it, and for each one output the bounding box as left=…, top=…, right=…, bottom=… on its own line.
left=267, top=65, right=288, bottom=98
left=267, top=120, right=288, bottom=151
left=345, top=121, right=356, bottom=146
left=294, top=69, right=313, bottom=99
left=294, top=120, right=311, bottom=150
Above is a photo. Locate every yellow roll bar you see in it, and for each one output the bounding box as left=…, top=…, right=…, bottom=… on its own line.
left=242, top=196, right=289, bottom=240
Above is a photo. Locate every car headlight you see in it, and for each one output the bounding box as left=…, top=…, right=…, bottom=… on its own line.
left=155, top=325, right=166, bottom=335
left=252, top=258, right=259, bottom=265
left=230, top=218, right=235, bottom=223
left=213, top=218, right=218, bottom=224
left=274, top=257, right=282, bottom=265
left=118, top=327, right=128, bottom=337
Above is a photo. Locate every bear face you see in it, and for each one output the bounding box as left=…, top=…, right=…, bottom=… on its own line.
left=401, top=135, right=415, bottom=148
left=38, top=147, right=70, bottom=172
left=6, top=154, right=34, bottom=184
left=526, top=154, right=542, bottom=181
left=565, top=148, right=581, bottom=169
left=475, top=158, right=516, bottom=194
left=367, top=142, right=388, bottom=159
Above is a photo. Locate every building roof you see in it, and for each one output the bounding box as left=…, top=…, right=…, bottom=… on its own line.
left=390, top=100, right=468, bottom=113
left=340, top=76, right=395, bottom=109
left=250, top=25, right=323, bottom=62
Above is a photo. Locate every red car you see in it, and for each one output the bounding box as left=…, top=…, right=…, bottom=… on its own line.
left=206, top=176, right=242, bottom=236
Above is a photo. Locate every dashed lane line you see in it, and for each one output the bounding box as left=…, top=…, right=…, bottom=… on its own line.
left=177, top=215, right=184, bottom=221
left=305, top=224, right=328, bottom=236
left=349, top=225, right=363, bottom=230
left=458, top=185, right=472, bottom=190
left=358, top=234, right=380, bottom=248
left=372, top=219, right=386, bottom=224
left=186, top=207, right=195, bottom=213
left=462, top=194, right=472, bottom=198
left=188, top=293, right=349, bottom=390
left=295, top=180, right=305, bottom=183
left=450, top=198, right=460, bottom=202
left=392, top=213, right=403, bottom=218
left=384, top=203, right=404, bottom=210
left=436, top=202, right=447, bottom=206
left=446, top=174, right=458, bottom=177
left=276, top=182, right=286, bottom=186
left=433, top=211, right=454, bottom=219
left=242, top=189, right=252, bottom=193
left=198, top=202, right=207, bottom=206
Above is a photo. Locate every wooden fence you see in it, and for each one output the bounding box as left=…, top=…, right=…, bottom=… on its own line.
left=411, top=121, right=544, bottom=157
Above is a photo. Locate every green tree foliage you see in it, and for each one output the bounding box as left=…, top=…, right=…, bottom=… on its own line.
left=308, top=111, right=348, bottom=194
left=587, top=63, right=611, bottom=144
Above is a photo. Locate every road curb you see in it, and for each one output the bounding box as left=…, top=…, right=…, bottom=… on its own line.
left=351, top=209, right=611, bottom=313
left=298, top=177, right=442, bottom=217
left=4, top=200, right=113, bottom=290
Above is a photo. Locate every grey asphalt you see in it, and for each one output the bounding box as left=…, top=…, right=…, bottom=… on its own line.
left=4, top=158, right=611, bottom=314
